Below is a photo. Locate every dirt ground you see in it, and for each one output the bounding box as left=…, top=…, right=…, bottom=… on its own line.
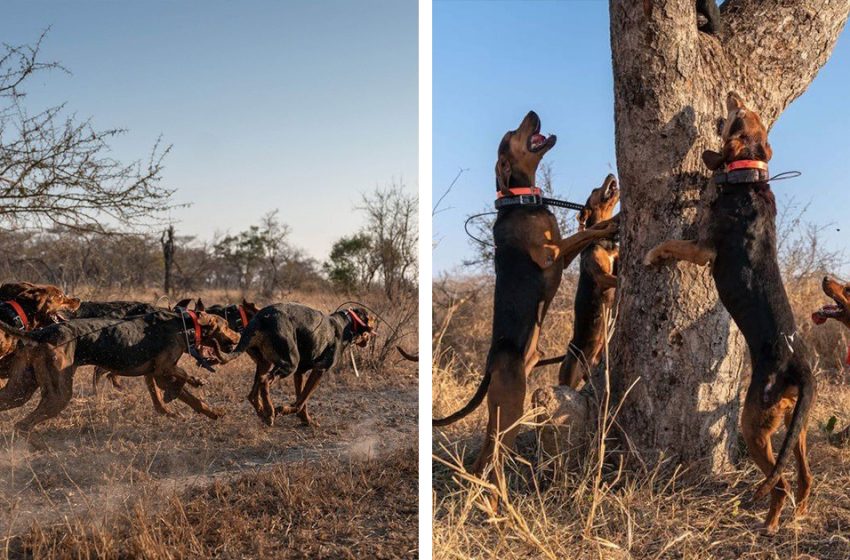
left=0, top=344, right=417, bottom=558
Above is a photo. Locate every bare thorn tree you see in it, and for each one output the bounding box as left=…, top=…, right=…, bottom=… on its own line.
left=0, top=32, right=176, bottom=234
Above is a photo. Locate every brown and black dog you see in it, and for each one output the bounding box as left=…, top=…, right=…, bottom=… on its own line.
left=812, top=276, right=850, bottom=446
left=433, top=111, right=619, bottom=487
left=0, top=308, right=240, bottom=433
left=645, top=92, right=815, bottom=533
left=559, top=174, right=620, bottom=388
left=215, top=302, right=374, bottom=427
left=0, top=282, right=81, bottom=366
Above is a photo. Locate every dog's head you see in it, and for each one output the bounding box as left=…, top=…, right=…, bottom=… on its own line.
left=495, top=111, right=557, bottom=196
left=0, top=282, right=81, bottom=325
left=195, top=309, right=241, bottom=358
left=578, top=174, right=619, bottom=231
left=702, top=92, right=772, bottom=171
left=346, top=307, right=374, bottom=347
left=813, top=276, right=850, bottom=329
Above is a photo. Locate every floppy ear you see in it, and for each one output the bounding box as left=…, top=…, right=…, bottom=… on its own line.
left=702, top=150, right=725, bottom=171
left=577, top=208, right=591, bottom=231
left=195, top=298, right=206, bottom=312
left=495, top=155, right=512, bottom=195
left=174, top=298, right=192, bottom=310
left=242, top=297, right=249, bottom=307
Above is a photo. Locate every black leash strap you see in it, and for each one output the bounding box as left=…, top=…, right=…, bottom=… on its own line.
left=542, top=197, right=585, bottom=211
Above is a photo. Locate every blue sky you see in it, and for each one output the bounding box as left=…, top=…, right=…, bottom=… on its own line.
left=433, top=1, right=850, bottom=274
left=1, top=0, right=417, bottom=260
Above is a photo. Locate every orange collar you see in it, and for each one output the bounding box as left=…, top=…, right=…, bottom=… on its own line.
left=4, top=300, right=29, bottom=330
left=180, top=309, right=202, bottom=349
left=348, top=309, right=368, bottom=333
left=726, top=160, right=768, bottom=172
left=496, top=186, right=541, bottom=199
left=237, top=305, right=249, bottom=330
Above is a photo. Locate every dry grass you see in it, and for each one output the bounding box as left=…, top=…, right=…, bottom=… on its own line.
left=0, top=288, right=418, bottom=559
left=432, top=273, right=850, bottom=559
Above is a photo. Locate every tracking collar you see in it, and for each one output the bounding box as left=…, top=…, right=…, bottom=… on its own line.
left=0, top=300, right=30, bottom=330
left=225, top=304, right=249, bottom=332
left=347, top=308, right=369, bottom=335
left=175, top=307, right=216, bottom=373
left=495, top=187, right=542, bottom=208
left=713, top=160, right=769, bottom=187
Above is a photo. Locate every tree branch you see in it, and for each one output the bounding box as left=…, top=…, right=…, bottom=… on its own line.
left=723, top=0, right=850, bottom=124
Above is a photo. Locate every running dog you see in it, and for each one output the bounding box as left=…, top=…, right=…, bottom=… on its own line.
left=215, top=303, right=374, bottom=426
left=0, top=308, right=240, bottom=433
left=0, top=282, right=81, bottom=366
left=645, top=92, right=815, bottom=533
left=559, top=174, right=620, bottom=388
left=433, top=111, right=619, bottom=490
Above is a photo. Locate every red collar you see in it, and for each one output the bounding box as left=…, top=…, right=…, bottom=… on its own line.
left=182, top=309, right=202, bottom=349
left=348, top=309, right=368, bottom=332
left=496, top=186, right=541, bottom=199
left=845, top=346, right=850, bottom=367
left=4, top=300, right=29, bottom=330
left=725, top=160, right=768, bottom=172
left=237, top=305, right=249, bottom=330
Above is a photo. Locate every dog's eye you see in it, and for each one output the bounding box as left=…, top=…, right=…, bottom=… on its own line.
left=716, top=118, right=725, bottom=136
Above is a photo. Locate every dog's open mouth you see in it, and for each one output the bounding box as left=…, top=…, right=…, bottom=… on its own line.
left=812, top=304, right=844, bottom=325
left=814, top=277, right=850, bottom=325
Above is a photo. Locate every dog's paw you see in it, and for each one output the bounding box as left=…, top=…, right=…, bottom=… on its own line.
left=187, top=376, right=204, bottom=388
left=643, top=247, right=666, bottom=267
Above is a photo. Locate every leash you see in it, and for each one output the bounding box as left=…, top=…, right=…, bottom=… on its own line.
left=465, top=188, right=589, bottom=248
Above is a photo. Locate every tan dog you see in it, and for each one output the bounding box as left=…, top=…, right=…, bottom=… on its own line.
left=812, top=276, right=850, bottom=446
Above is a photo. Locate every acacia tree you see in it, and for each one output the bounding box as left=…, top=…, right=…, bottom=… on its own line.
left=609, top=1, right=850, bottom=472
left=0, top=33, right=174, bottom=233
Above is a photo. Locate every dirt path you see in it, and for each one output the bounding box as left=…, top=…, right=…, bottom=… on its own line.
left=0, top=359, right=417, bottom=535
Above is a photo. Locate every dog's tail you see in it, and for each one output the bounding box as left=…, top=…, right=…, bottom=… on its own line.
left=753, top=365, right=816, bottom=501
left=433, top=369, right=490, bottom=427
left=433, top=340, right=522, bottom=427
left=396, top=346, right=419, bottom=362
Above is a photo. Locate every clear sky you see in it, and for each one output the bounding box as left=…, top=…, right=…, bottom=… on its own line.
left=2, top=0, right=417, bottom=261
left=433, top=1, right=850, bottom=274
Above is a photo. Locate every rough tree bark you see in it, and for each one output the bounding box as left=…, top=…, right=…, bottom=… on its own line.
left=609, top=0, right=849, bottom=473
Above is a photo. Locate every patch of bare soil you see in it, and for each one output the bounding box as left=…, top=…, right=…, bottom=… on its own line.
left=0, top=355, right=417, bottom=558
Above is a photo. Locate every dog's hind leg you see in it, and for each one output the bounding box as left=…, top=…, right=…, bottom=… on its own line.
left=145, top=375, right=177, bottom=417
left=787, top=409, right=812, bottom=516
left=741, top=398, right=789, bottom=534
left=175, top=386, right=223, bottom=420
left=0, top=355, right=38, bottom=412
left=472, top=347, right=525, bottom=481
left=14, top=367, right=74, bottom=434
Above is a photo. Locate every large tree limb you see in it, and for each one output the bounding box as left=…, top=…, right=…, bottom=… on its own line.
left=723, top=0, right=850, bottom=124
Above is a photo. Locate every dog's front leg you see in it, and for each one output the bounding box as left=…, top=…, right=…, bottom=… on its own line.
left=277, top=369, right=324, bottom=424
left=541, top=217, right=619, bottom=269
left=644, top=239, right=716, bottom=267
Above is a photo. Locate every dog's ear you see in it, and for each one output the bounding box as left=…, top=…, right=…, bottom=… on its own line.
left=195, top=298, right=206, bottom=312
left=577, top=207, right=591, bottom=231
left=702, top=150, right=725, bottom=171
left=756, top=137, right=772, bottom=162
left=174, top=298, right=192, bottom=310
left=495, top=155, right=512, bottom=195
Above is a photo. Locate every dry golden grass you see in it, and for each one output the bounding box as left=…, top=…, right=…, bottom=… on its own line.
left=0, top=288, right=418, bottom=559
left=432, top=273, right=850, bottom=559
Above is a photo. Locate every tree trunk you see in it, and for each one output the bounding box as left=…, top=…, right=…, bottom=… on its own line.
left=161, top=225, right=175, bottom=296
left=609, top=0, right=849, bottom=473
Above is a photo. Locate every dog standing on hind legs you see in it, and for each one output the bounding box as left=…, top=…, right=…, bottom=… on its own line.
left=432, top=111, right=619, bottom=496
left=645, top=92, right=815, bottom=534
left=559, top=174, right=620, bottom=388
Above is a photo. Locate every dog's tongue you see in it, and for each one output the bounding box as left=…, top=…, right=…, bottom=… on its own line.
left=532, top=133, right=546, bottom=145
left=812, top=311, right=828, bottom=325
